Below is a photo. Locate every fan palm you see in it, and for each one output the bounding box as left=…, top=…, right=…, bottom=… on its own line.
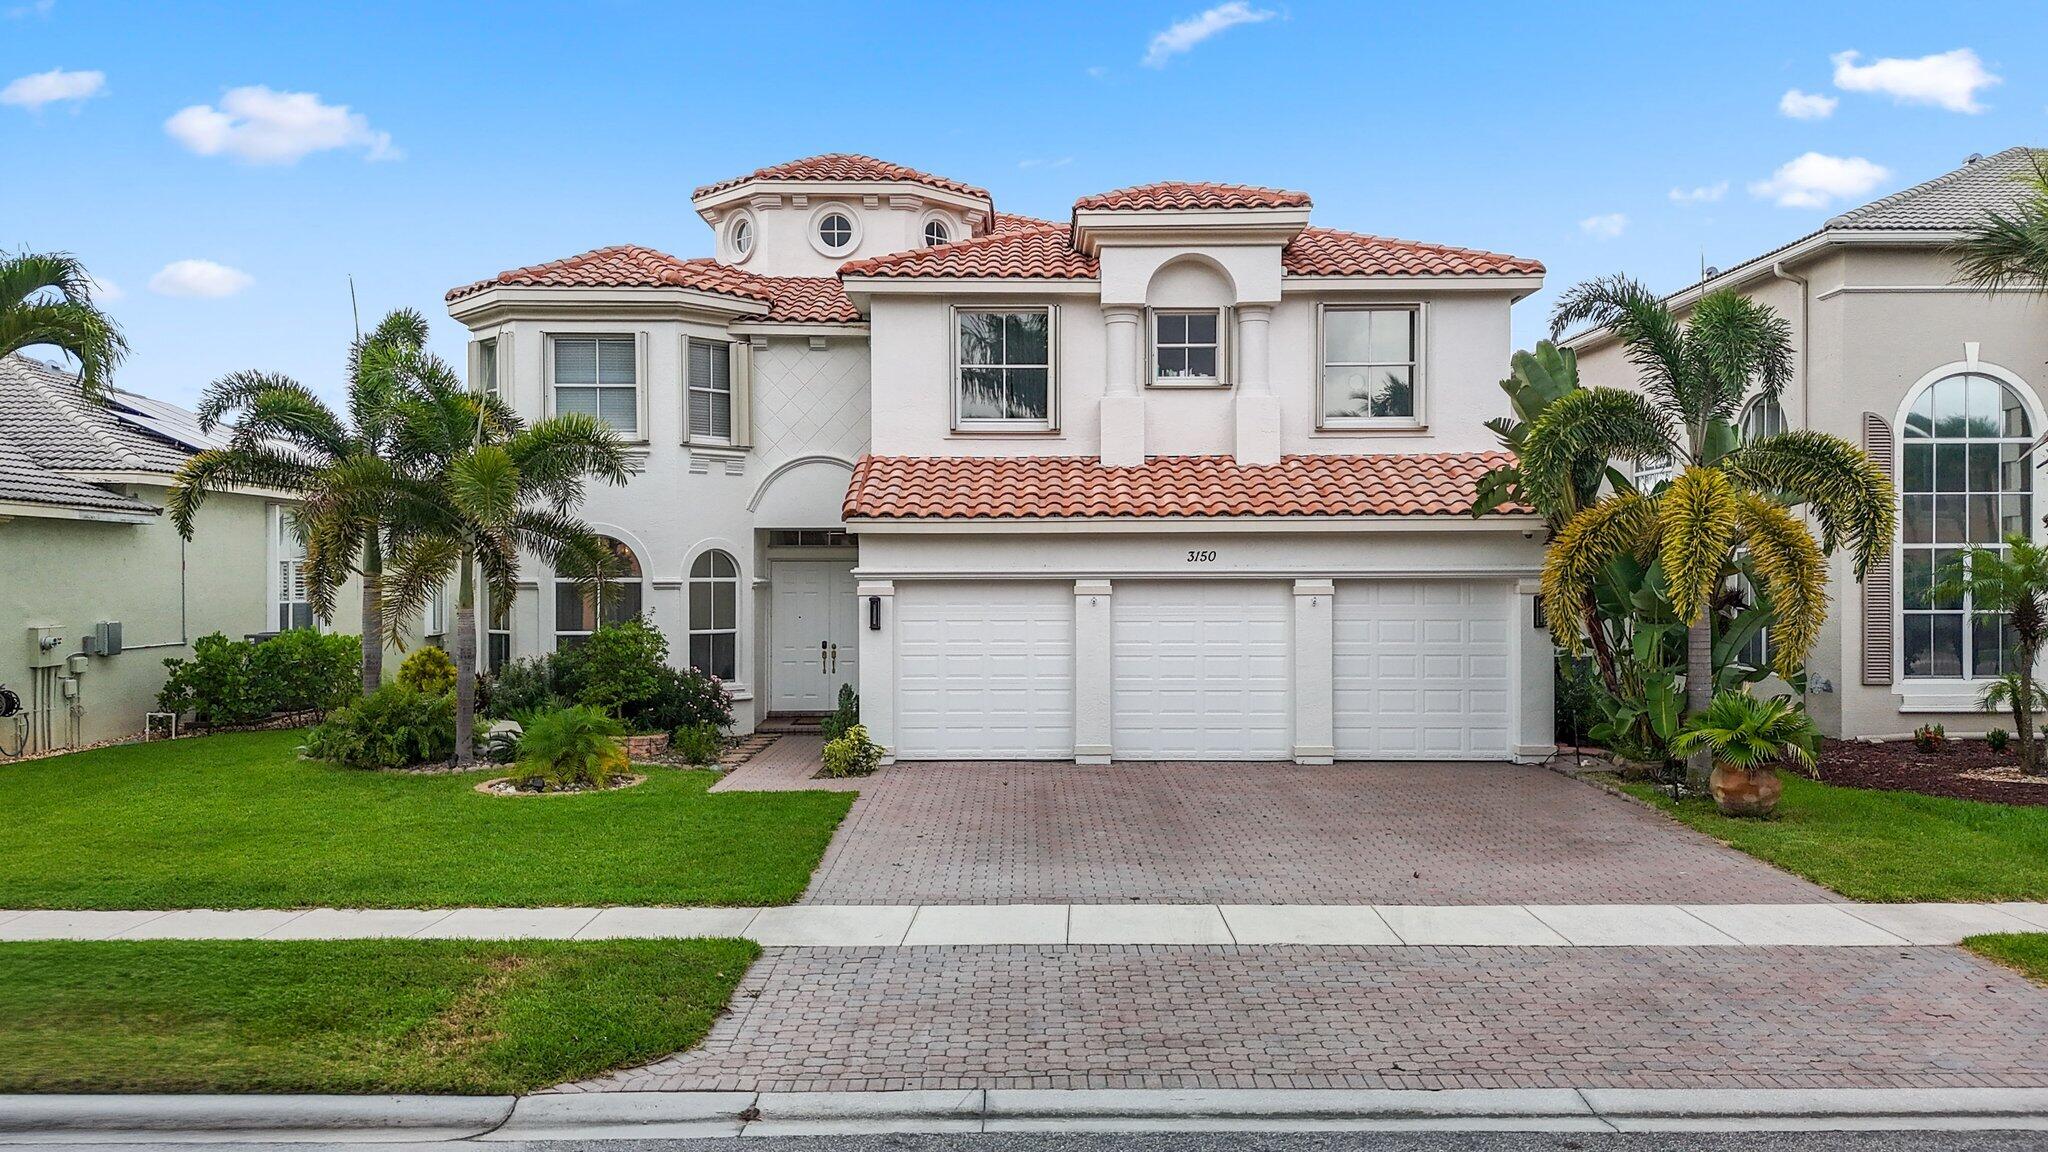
left=1, top=251, right=127, bottom=400
left=377, top=353, right=629, bottom=764
left=1951, top=153, right=2048, bottom=295
left=1536, top=277, right=1894, bottom=783
left=167, top=310, right=432, bottom=691
left=1932, top=538, right=2048, bottom=775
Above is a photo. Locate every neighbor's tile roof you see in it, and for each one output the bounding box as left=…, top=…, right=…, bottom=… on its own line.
left=1829, top=146, right=2047, bottom=231
left=843, top=224, right=1540, bottom=281
left=1073, top=181, right=1312, bottom=212
left=842, top=452, right=1522, bottom=520
left=693, top=153, right=991, bottom=203
left=444, top=244, right=861, bottom=322
left=0, top=354, right=204, bottom=514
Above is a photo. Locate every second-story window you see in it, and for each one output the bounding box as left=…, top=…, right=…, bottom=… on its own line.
left=552, top=336, right=638, bottom=437
left=1153, top=310, right=1221, bottom=385
left=1319, top=305, right=1420, bottom=427
left=688, top=339, right=732, bottom=442
left=955, top=307, right=1053, bottom=431
left=923, top=218, right=951, bottom=247
left=476, top=338, right=499, bottom=397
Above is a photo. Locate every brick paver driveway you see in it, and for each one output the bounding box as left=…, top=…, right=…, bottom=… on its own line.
left=742, top=743, right=1833, bottom=905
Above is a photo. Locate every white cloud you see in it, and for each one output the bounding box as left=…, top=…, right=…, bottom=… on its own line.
left=0, top=67, right=105, bottom=110
left=1669, top=181, right=1729, bottom=205
left=1018, top=156, right=1074, bottom=170
left=1831, top=48, right=1998, bottom=113
left=1579, top=213, right=1628, bottom=239
left=6, top=0, right=56, bottom=18
left=165, top=85, right=398, bottom=164
left=1748, top=153, right=1890, bottom=209
left=1141, top=2, right=1276, bottom=68
left=149, top=260, right=252, bottom=299
left=1778, top=88, right=1838, bottom=119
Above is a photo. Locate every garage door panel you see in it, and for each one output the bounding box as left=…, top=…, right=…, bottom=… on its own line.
left=1334, top=580, right=1512, bottom=761
left=896, top=583, right=1073, bottom=760
left=1113, top=581, right=1291, bottom=760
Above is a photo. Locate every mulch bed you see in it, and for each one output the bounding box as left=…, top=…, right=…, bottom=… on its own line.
left=1815, top=738, right=2048, bottom=806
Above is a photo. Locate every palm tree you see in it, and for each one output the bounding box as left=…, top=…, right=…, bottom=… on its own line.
left=167, top=310, right=432, bottom=691
left=377, top=353, right=628, bottom=764
left=1952, top=153, right=2048, bottom=294
left=1535, top=277, right=1894, bottom=785
left=1933, top=538, right=2048, bottom=775
left=1669, top=690, right=1821, bottom=817
left=1, top=250, right=127, bottom=399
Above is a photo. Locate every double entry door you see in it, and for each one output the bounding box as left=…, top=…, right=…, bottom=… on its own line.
left=770, top=562, right=860, bottom=712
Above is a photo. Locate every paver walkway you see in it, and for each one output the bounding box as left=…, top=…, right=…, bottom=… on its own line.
left=564, top=943, right=2048, bottom=1093
left=716, top=739, right=1835, bottom=905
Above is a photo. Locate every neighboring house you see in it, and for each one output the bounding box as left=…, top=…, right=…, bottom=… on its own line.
left=0, top=354, right=287, bottom=752
left=447, top=154, right=1555, bottom=761
left=1569, top=146, right=2048, bottom=740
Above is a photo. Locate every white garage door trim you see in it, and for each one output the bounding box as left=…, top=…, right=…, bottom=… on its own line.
left=1333, top=579, right=1512, bottom=760
left=894, top=582, right=1074, bottom=760
left=1113, top=581, right=1292, bottom=761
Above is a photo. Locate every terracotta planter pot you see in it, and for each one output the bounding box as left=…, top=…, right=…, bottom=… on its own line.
left=1709, top=760, right=1782, bottom=818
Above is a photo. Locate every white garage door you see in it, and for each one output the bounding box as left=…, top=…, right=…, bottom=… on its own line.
left=895, top=582, right=1074, bottom=760
left=1113, top=581, right=1291, bottom=760
left=1333, top=580, right=1511, bottom=760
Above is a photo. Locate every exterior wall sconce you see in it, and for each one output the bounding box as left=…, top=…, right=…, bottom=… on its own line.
left=1532, top=594, right=1547, bottom=631
left=868, top=596, right=881, bottom=631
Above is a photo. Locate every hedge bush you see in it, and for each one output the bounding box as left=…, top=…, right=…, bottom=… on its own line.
left=158, top=630, right=359, bottom=728
left=303, top=685, right=456, bottom=770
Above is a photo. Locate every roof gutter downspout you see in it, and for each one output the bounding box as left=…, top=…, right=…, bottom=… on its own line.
left=1771, top=261, right=1810, bottom=430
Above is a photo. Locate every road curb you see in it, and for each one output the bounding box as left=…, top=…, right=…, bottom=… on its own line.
left=6, top=1087, right=2048, bottom=1141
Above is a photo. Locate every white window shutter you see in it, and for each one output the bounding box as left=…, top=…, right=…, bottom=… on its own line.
left=467, top=340, right=482, bottom=396
left=679, top=334, right=693, bottom=446
left=731, top=340, right=754, bottom=448
left=1861, top=411, right=1896, bottom=686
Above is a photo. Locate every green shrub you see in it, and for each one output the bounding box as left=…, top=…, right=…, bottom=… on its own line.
left=1987, top=727, right=2011, bottom=753
left=820, top=683, right=860, bottom=742
left=554, top=620, right=733, bottom=733
left=820, top=724, right=883, bottom=778
left=397, top=645, right=457, bottom=696
left=159, top=630, right=359, bottom=727
left=515, top=705, right=627, bottom=791
left=303, top=685, right=455, bottom=770
left=672, top=721, right=724, bottom=766
left=483, top=656, right=562, bottom=719
left=1913, top=723, right=1948, bottom=754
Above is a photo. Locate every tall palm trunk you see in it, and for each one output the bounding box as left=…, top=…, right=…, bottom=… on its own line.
left=2015, top=599, right=2044, bottom=776
left=453, top=552, right=478, bottom=766
left=359, top=534, right=383, bottom=693
left=1685, top=616, right=1713, bottom=789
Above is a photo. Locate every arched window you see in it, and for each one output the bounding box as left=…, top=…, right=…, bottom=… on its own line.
left=1739, top=395, right=1786, bottom=441
left=923, top=218, right=950, bottom=247
left=689, top=550, right=739, bottom=680
left=730, top=216, right=753, bottom=258
left=555, top=536, right=643, bottom=650
left=1900, top=372, right=2035, bottom=679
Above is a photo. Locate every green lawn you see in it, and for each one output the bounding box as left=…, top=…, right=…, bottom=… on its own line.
left=0, top=730, right=853, bottom=909
left=1965, top=933, right=2048, bottom=984
left=0, top=937, right=756, bottom=1093
left=1619, top=774, right=2048, bottom=902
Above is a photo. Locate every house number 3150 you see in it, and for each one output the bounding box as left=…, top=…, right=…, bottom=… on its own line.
left=1186, top=550, right=1218, bottom=563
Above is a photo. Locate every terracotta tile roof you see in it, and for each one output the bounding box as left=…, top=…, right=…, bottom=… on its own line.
left=1284, top=227, right=1544, bottom=278
left=840, top=224, right=1099, bottom=280
left=444, top=244, right=861, bottom=322
left=693, top=153, right=990, bottom=203
left=1073, top=181, right=1312, bottom=212
left=843, top=452, right=1523, bottom=520
left=990, top=211, right=1060, bottom=234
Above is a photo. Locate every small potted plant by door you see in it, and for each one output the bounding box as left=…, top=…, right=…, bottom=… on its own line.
left=1669, top=691, right=1820, bottom=818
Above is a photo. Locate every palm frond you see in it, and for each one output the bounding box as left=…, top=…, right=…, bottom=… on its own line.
left=164, top=446, right=317, bottom=538
left=1541, top=492, right=1656, bottom=657
left=1520, top=387, right=1676, bottom=514
left=1719, top=431, right=1896, bottom=576
left=1548, top=275, right=1695, bottom=417
left=1686, top=290, right=1795, bottom=416
left=1656, top=467, right=1741, bottom=625
left=1950, top=157, right=2048, bottom=292
left=1735, top=493, right=1829, bottom=676
left=0, top=292, right=129, bottom=401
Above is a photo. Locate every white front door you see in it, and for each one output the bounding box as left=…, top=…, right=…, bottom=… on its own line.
left=770, top=562, right=859, bottom=712
left=1112, top=581, right=1292, bottom=760
left=1332, top=580, right=1512, bottom=759
left=895, top=582, right=1075, bottom=759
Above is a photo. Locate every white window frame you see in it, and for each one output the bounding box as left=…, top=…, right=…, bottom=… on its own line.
left=485, top=586, right=512, bottom=676
left=476, top=337, right=499, bottom=398
left=950, top=304, right=1058, bottom=433
left=1739, top=394, right=1787, bottom=441
left=922, top=215, right=952, bottom=247
left=553, top=536, right=644, bottom=651
left=546, top=333, right=642, bottom=440
left=688, top=549, right=740, bottom=682
left=727, top=213, right=756, bottom=264
left=1316, top=302, right=1425, bottom=429
left=1148, top=308, right=1226, bottom=389
left=687, top=338, right=734, bottom=445
left=809, top=203, right=861, bottom=257
left=267, top=504, right=314, bottom=633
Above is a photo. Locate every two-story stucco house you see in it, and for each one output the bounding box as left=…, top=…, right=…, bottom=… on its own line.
left=447, top=154, right=1555, bottom=763
left=1571, top=146, right=2048, bottom=741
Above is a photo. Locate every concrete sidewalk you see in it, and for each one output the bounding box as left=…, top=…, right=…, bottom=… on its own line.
left=2, top=901, right=2044, bottom=947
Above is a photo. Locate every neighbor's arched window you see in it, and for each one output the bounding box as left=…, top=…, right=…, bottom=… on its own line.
left=689, top=550, right=739, bottom=680
left=555, top=536, right=643, bottom=650
left=1900, top=372, right=2035, bottom=679
left=1739, top=395, right=1786, bottom=442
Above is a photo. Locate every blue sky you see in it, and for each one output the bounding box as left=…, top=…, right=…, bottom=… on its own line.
left=4, top=0, right=2045, bottom=407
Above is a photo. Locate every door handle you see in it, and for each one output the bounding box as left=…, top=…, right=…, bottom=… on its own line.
left=820, top=640, right=828, bottom=673
left=830, top=642, right=839, bottom=673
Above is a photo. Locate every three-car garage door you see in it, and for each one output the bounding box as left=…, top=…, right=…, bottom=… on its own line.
left=894, top=582, right=1074, bottom=760
left=1112, top=581, right=1292, bottom=760
left=1332, top=580, right=1512, bottom=759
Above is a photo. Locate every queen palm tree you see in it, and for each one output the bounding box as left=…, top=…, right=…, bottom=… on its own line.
left=1534, top=277, right=1894, bottom=784
left=1952, top=153, right=2048, bottom=295
left=167, top=310, right=431, bottom=691
left=1, top=250, right=127, bottom=399
left=377, top=353, right=628, bottom=764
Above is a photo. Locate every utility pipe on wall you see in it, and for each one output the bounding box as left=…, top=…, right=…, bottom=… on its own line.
left=1771, top=261, right=1810, bottom=430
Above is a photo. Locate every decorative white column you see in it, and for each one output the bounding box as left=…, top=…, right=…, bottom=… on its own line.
left=1292, top=579, right=1335, bottom=764
left=1099, top=307, right=1146, bottom=467
left=1074, top=580, right=1114, bottom=764
left=857, top=580, right=897, bottom=763
left=1234, top=303, right=1281, bottom=465
left=1512, top=578, right=1555, bottom=764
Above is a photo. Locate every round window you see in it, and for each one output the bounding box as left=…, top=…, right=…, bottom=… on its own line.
left=818, top=212, right=854, bottom=250
left=730, top=217, right=753, bottom=257
left=923, top=219, right=950, bottom=247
